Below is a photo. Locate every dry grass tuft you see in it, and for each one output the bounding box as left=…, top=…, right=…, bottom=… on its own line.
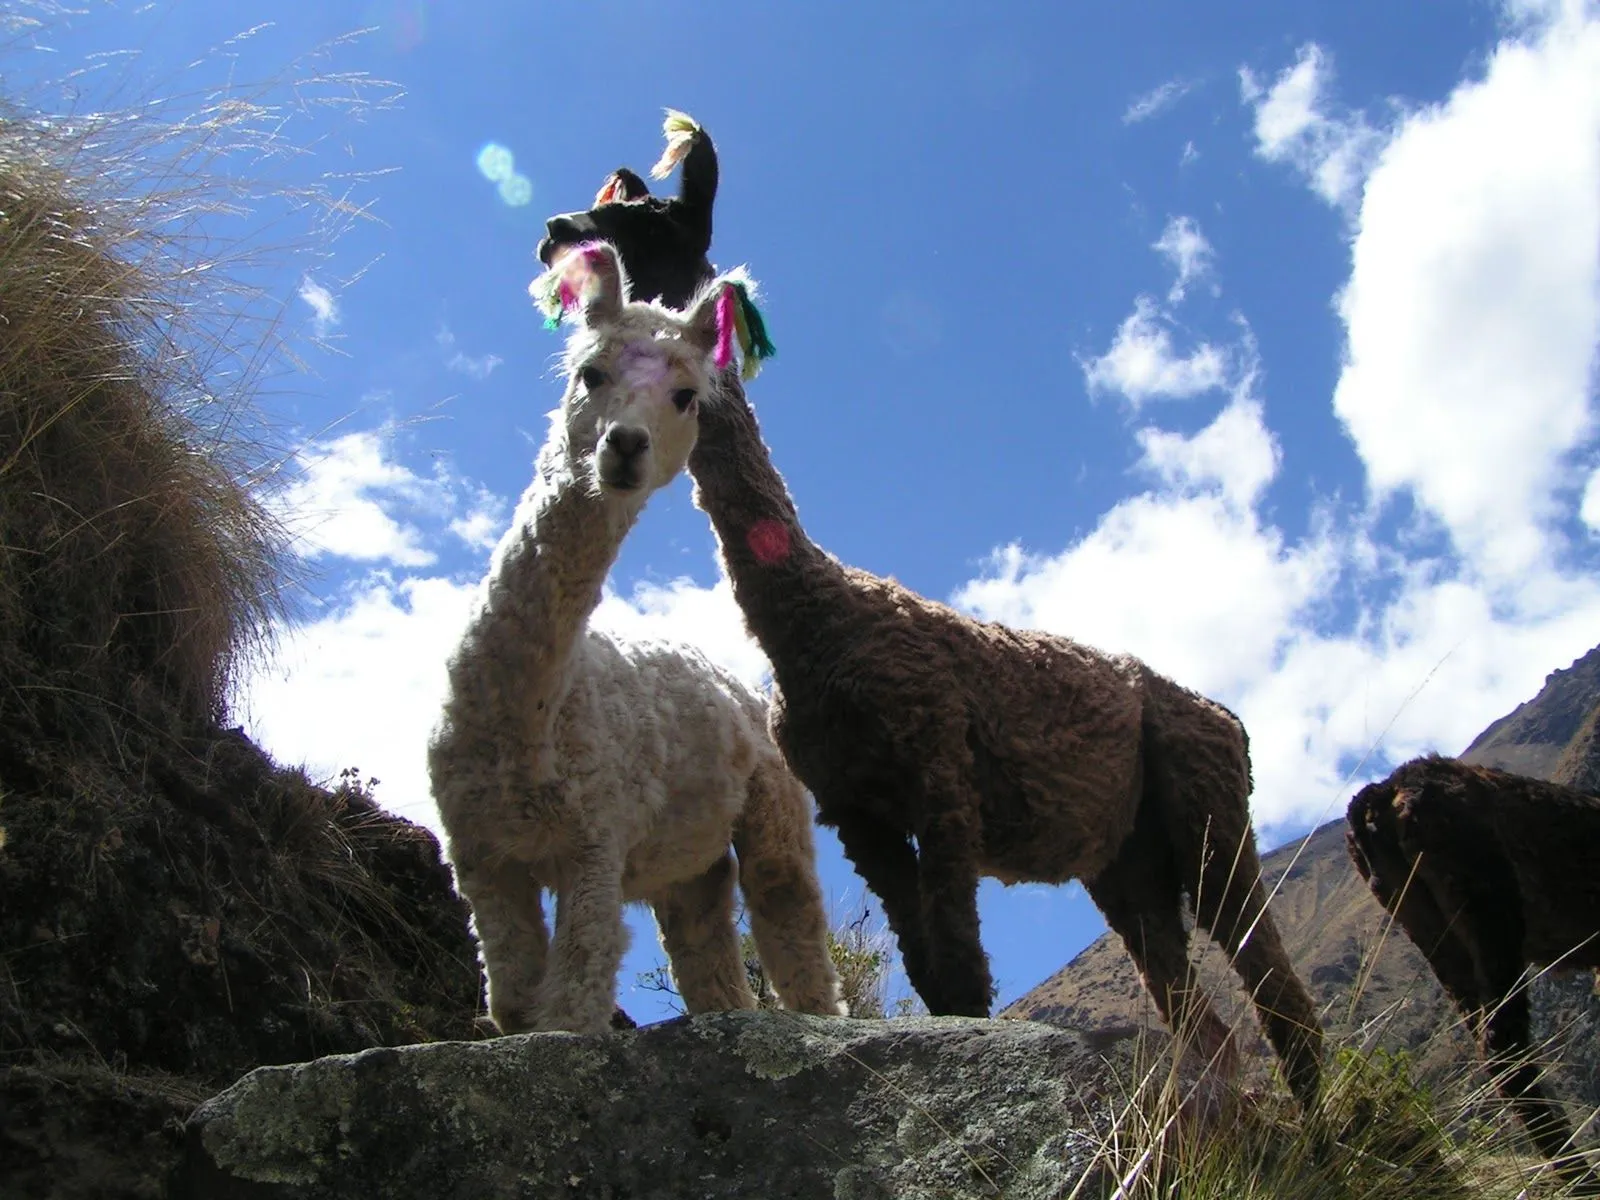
left=0, top=9, right=398, bottom=739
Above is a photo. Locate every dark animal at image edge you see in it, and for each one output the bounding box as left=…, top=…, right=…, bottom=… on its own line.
left=1347, top=754, right=1600, bottom=1183
left=537, top=113, right=1324, bottom=1109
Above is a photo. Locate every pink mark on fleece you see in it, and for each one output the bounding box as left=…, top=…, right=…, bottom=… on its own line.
left=746, top=519, right=791, bottom=566
left=617, top=341, right=669, bottom=390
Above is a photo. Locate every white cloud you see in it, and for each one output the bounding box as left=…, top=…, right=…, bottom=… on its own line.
left=1582, top=467, right=1600, bottom=533
left=297, top=276, right=340, bottom=337
left=449, top=496, right=506, bottom=551
left=1332, top=1, right=1600, bottom=580
left=1124, top=78, right=1194, bottom=124
left=275, top=428, right=513, bottom=568
left=962, top=3, right=1600, bottom=838
left=1240, top=44, right=1385, bottom=209
left=1082, top=297, right=1230, bottom=407
left=243, top=573, right=481, bottom=834
left=956, top=396, right=1337, bottom=711
left=1136, top=391, right=1279, bottom=508
left=1153, top=216, right=1215, bottom=303
left=276, top=431, right=445, bottom=567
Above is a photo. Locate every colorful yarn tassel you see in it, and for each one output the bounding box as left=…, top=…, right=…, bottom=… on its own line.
left=712, top=282, right=776, bottom=379
left=530, top=241, right=608, bottom=330
left=651, top=109, right=702, bottom=180
left=734, top=285, right=776, bottom=379
left=714, top=284, right=737, bottom=371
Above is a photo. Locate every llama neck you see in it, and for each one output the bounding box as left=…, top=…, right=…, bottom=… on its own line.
left=473, top=433, right=638, bottom=704
left=688, top=376, right=845, bottom=649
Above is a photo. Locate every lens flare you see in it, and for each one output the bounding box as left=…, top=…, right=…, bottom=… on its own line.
left=366, top=0, right=428, bottom=53
left=498, top=173, right=533, bottom=207
left=476, top=142, right=514, bottom=183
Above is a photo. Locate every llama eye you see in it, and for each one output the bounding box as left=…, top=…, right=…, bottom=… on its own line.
left=580, top=365, right=606, bottom=391
left=671, top=388, right=697, bottom=413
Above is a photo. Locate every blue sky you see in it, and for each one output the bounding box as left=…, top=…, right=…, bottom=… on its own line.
left=22, top=1, right=1600, bottom=1022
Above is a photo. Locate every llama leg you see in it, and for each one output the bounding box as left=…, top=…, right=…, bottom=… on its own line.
left=1479, top=980, right=1581, bottom=1167
left=830, top=806, right=943, bottom=1012
left=453, top=852, right=549, bottom=1034
left=536, top=845, right=628, bottom=1034
left=1087, top=816, right=1235, bottom=1076
left=1422, top=858, right=1585, bottom=1170
left=914, top=800, right=993, bottom=1017
left=1188, top=820, right=1322, bottom=1108
left=1149, top=702, right=1322, bottom=1108
left=1351, top=789, right=1496, bottom=1042
left=733, top=763, right=845, bottom=1015
left=651, top=851, right=758, bottom=1014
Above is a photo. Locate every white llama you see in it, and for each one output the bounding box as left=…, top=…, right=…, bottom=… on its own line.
left=429, top=242, right=844, bottom=1034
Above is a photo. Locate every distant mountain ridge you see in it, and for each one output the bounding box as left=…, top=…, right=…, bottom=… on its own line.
left=1003, top=645, right=1600, bottom=1106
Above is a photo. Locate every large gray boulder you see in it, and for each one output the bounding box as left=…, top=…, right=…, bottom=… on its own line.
left=181, top=1012, right=1119, bottom=1199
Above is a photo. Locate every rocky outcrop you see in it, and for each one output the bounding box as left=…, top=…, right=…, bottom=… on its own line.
left=182, top=1012, right=1117, bottom=1200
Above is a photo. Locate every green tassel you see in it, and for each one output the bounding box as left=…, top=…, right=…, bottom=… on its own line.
left=734, top=285, right=775, bottom=380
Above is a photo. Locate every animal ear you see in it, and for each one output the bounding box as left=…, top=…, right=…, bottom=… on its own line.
left=651, top=110, right=717, bottom=251
left=683, top=270, right=775, bottom=380
left=682, top=279, right=726, bottom=358
left=594, top=168, right=650, bottom=206
left=529, top=241, right=629, bottom=330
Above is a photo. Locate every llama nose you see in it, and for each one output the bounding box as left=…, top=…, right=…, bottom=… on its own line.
left=603, top=426, right=650, bottom=460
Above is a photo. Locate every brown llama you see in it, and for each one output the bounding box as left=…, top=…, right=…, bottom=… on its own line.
left=535, top=112, right=1324, bottom=1107
left=1347, top=754, right=1600, bottom=1177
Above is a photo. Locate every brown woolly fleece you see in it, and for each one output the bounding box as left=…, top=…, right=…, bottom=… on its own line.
left=1348, top=755, right=1600, bottom=1175
left=538, top=117, right=1323, bottom=1109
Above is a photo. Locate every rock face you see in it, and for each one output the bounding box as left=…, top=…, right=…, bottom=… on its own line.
left=182, top=1012, right=1115, bottom=1200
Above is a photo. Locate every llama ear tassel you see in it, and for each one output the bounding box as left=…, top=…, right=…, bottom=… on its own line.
left=651, top=109, right=702, bottom=181
left=529, top=242, right=624, bottom=331
left=711, top=276, right=776, bottom=381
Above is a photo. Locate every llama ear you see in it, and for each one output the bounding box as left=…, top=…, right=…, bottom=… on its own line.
left=683, top=271, right=775, bottom=380
left=529, top=241, right=629, bottom=330
left=577, top=242, right=628, bottom=326
left=594, top=168, right=650, bottom=206
left=682, top=279, right=726, bottom=358
left=651, top=110, right=717, bottom=251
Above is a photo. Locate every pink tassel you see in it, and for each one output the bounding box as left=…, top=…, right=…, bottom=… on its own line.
left=714, top=285, right=736, bottom=370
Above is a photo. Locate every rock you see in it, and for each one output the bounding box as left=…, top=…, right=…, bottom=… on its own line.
left=181, top=1011, right=1118, bottom=1200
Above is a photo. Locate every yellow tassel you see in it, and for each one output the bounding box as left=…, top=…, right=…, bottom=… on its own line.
left=651, top=109, right=702, bottom=181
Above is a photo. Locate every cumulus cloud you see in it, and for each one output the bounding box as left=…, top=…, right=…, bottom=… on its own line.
left=1331, top=1, right=1600, bottom=580
left=276, top=431, right=446, bottom=567
left=1153, top=216, right=1215, bottom=303
left=1082, top=298, right=1229, bottom=407
left=243, top=573, right=482, bottom=833
left=297, top=276, right=340, bottom=337
left=1124, top=78, right=1194, bottom=124
left=963, top=2, right=1600, bottom=837
left=1240, top=44, right=1385, bottom=210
